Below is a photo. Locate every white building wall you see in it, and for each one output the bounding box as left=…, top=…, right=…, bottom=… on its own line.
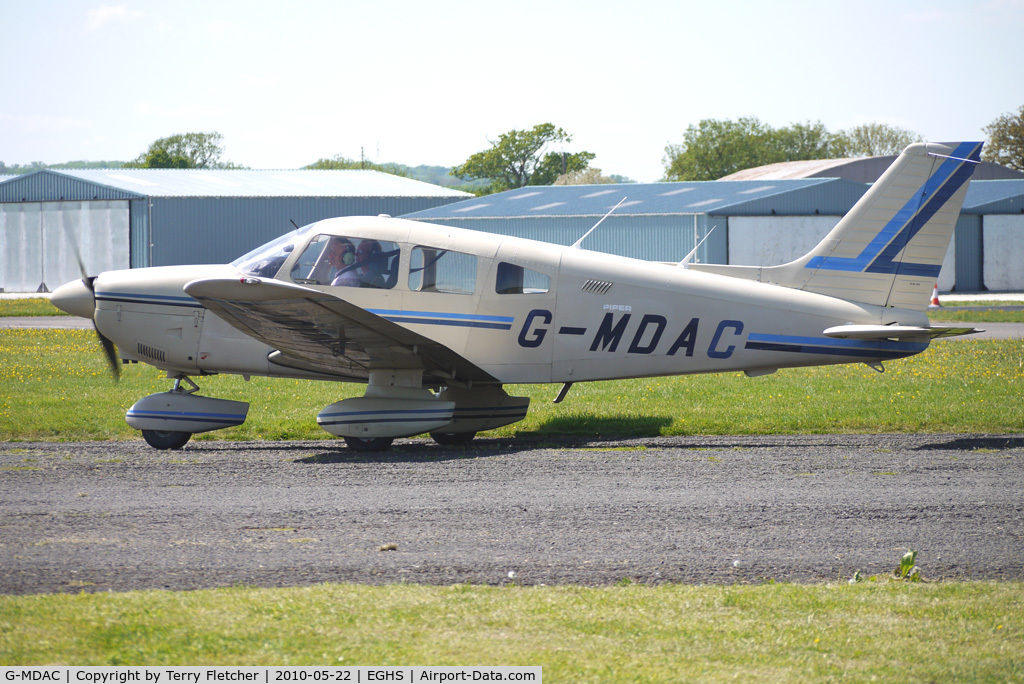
left=983, top=215, right=1024, bottom=291
left=0, top=200, right=129, bottom=292
left=728, top=216, right=840, bottom=266
left=938, top=238, right=956, bottom=292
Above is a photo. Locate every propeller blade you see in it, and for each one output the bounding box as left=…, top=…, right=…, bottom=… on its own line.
left=95, top=325, right=121, bottom=381
left=63, top=222, right=89, bottom=280
left=59, top=220, right=117, bottom=379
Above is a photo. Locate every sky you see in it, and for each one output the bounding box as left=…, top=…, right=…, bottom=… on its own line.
left=2, top=0, right=1022, bottom=183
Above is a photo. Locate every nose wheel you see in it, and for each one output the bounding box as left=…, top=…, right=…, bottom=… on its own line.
left=343, top=436, right=394, bottom=452
left=128, top=376, right=248, bottom=450
left=141, top=429, right=192, bottom=450
left=430, top=431, right=477, bottom=446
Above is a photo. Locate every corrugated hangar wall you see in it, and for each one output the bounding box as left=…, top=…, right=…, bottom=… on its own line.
left=0, top=169, right=471, bottom=291
left=140, top=195, right=461, bottom=267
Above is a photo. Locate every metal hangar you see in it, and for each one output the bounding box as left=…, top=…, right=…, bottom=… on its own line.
left=0, top=168, right=470, bottom=293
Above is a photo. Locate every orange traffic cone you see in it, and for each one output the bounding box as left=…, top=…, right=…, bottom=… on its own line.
left=928, top=284, right=941, bottom=308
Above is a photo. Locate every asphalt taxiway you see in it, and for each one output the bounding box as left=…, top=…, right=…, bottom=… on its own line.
left=2, top=434, right=1021, bottom=593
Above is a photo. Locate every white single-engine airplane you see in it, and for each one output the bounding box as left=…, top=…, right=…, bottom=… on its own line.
left=51, top=142, right=982, bottom=451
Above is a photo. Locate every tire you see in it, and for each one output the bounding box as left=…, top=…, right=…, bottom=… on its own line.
left=343, top=436, right=394, bottom=452
left=430, top=431, right=477, bottom=446
left=141, top=429, right=192, bottom=450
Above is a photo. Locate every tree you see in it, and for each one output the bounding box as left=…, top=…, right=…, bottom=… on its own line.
left=0, top=161, right=47, bottom=175
left=1, top=160, right=124, bottom=174
left=771, top=121, right=834, bottom=160
left=663, top=117, right=781, bottom=181
left=532, top=150, right=596, bottom=186
left=451, top=123, right=592, bottom=193
left=125, top=132, right=239, bottom=169
left=554, top=167, right=616, bottom=185
left=982, top=105, right=1024, bottom=171
left=830, top=123, right=923, bottom=157
left=137, top=148, right=190, bottom=168
left=304, top=153, right=408, bottom=177
left=663, top=118, right=925, bottom=180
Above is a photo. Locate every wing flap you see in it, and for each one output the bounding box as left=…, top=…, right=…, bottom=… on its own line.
left=184, top=277, right=497, bottom=385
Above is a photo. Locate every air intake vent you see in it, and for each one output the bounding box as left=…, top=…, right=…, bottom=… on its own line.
left=581, top=279, right=613, bottom=295
left=137, top=342, right=167, bottom=362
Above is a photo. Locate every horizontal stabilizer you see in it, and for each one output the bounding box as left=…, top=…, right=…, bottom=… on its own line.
left=823, top=324, right=982, bottom=340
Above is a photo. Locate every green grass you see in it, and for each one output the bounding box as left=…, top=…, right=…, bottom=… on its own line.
left=942, top=300, right=1024, bottom=307
left=929, top=304, right=1024, bottom=324
left=3, top=329, right=1023, bottom=677
left=0, top=298, right=68, bottom=317
left=2, top=329, right=1022, bottom=441
left=1, top=582, right=1021, bottom=679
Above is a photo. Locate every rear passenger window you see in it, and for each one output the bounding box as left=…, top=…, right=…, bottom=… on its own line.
left=496, top=262, right=550, bottom=294
left=409, top=247, right=477, bottom=294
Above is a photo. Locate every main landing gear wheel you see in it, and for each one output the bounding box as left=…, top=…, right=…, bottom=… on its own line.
left=141, top=429, right=192, bottom=450
left=343, top=436, right=395, bottom=452
left=430, top=431, right=477, bottom=446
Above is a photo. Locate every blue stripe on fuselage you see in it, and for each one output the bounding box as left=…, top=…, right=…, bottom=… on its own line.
left=97, top=291, right=202, bottom=308
left=369, top=308, right=514, bottom=330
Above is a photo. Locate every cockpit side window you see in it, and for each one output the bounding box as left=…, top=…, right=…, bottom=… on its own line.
left=409, top=247, right=477, bottom=294
left=496, top=262, right=550, bottom=294
left=291, top=234, right=399, bottom=289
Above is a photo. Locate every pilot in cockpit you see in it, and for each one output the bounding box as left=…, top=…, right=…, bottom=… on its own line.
left=352, top=239, right=386, bottom=288
left=325, top=237, right=359, bottom=286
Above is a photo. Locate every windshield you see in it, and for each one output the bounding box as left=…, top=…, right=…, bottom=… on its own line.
left=232, top=224, right=315, bottom=278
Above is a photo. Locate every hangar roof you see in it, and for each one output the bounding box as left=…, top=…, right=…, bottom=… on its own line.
left=962, top=179, right=1024, bottom=214
left=404, top=179, right=870, bottom=219
left=720, top=157, right=1024, bottom=182
left=0, top=168, right=471, bottom=202
left=720, top=157, right=886, bottom=182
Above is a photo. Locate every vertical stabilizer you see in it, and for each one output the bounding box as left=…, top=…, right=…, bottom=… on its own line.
left=691, top=142, right=982, bottom=311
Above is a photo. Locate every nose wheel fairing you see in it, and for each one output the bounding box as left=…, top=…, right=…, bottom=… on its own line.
left=126, top=378, right=249, bottom=447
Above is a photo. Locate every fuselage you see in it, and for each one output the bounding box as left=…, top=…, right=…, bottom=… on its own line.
left=54, top=215, right=932, bottom=386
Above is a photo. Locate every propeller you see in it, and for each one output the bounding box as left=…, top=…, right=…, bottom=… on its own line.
left=57, top=234, right=121, bottom=381
left=82, top=276, right=121, bottom=381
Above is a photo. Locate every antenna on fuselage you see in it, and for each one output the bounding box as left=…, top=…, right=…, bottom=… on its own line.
left=572, top=196, right=627, bottom=249
left=677, top=224, right=717, bottom=268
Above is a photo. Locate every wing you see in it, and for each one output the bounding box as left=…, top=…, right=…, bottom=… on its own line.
left=184, top=277, right=497, bottom=386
